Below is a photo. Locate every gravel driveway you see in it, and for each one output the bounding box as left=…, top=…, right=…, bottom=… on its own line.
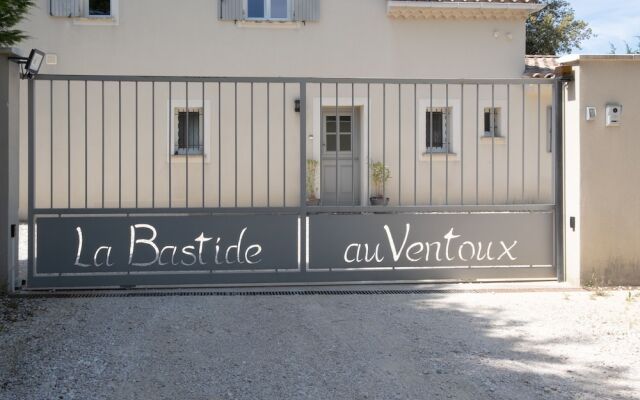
left=1, top=288, right=639, bottom=400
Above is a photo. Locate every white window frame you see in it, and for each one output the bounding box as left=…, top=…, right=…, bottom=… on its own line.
left=167, top=100, right=212, bottom=162
left=73, top=0, right=119, bottom=25
left=483, top=107, right=502, bottom=138
left=418, top=98, right=461, bottom=160
left=174, top=107, right=204, bottom=156
left=245, top=0, right=292, bottom=21
left=425, top=107, right=451, bottom=154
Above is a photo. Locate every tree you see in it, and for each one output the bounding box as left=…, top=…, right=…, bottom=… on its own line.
left=526, top=0, right=593, bottom=55
left=0, top=0, right=35, bottom=47
left=609, top=37, right=640, bottom=55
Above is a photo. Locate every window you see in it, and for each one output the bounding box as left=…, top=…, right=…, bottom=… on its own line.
left=483, top=108, right=501, bottom=137
left=426, top=108, right=450, bottom=153
left=325, top=114, right=352, bottom=152
left=247, top=0, right=291, bottom=20
left=88, top=0, right=111, bottom=16
left=174, top=108, right=204, bottom=156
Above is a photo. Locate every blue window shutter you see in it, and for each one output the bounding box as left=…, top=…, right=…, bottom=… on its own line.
left=50, top=0, right=82, bottom=17
left=293, top=0, right=320, bottom=22
left=219, top=0, right=244, bottom=20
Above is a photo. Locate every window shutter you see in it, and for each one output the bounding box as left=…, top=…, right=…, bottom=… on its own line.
left=219, top=0, right=244, bottom=20
left=50, top=0, right=82, bottom=17
left=293, top=0, right=320, bottom=22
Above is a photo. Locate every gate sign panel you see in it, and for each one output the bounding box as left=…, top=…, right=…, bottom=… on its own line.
left=308, top=213, right=554, bottom=270
left=35, top=215, right=300, bottom=276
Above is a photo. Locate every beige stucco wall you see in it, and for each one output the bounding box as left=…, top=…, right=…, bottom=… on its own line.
left=17, top=0, right=541, bottom=218
left=18, top=0, right=527, bottom=78
left=562, top=56, right=640, bottom=286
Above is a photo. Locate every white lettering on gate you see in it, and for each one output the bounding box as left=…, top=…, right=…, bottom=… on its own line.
left=75, top=224, right=264, bottom=269
left=342, top=224, right=519, bottom=265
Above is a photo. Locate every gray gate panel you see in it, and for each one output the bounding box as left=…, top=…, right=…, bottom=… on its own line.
left=35, top=215, right=299, bottom=276
left=308, top=212, right=554, bottom=270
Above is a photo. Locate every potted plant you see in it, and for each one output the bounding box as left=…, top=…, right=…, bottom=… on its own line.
left=370, top=161, right=390, bottom=206
left=306, top=159, right=320, bottom=206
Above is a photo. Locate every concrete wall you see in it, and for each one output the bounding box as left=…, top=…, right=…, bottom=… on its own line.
left=18, top=0, right=528, bottom=78
left=561, top=56, right=640, bottom=286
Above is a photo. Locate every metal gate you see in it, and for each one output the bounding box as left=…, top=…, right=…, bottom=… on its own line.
left=26, top=75, right=563, bottom=289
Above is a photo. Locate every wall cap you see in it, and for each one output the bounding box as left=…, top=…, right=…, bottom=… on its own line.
left=559, top=54, right=640, bottom=66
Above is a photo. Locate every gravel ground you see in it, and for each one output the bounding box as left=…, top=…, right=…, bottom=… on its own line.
left=0, top=289, right=639, bottom=400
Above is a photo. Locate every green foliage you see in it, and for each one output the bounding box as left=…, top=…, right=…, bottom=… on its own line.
left=370, top=162, right=390, bottom=197
left=0, top=0, right=34, bottom=47
left=609, top=37, right=640, bottom=55
left=526, top=0, right=593, bottom=55
left=306, top=159, right=319, bottom=199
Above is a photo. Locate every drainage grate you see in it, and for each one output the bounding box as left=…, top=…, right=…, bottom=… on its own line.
left=11, top=286, right=581, bottom=299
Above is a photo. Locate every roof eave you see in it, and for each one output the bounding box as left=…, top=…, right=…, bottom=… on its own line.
left=387, top=1, right=544, bottom=20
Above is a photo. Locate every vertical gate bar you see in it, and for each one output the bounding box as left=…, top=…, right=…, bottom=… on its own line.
left=267, top=82, right=270, bottom=207
left=250, top=82, right=254, bottom=207
left=186, top=82, right=189, bottom=207
left=283, top=82, right=286, bottom=207
left=235, top=81, right=238, bottom=208
left=429, top=84, right=433, bottom=205
left=367, top=83, right=370, bottom=205
left=413, top=83, right=417, bottom=206
left=522, top=83, right=525, bottom=202
left=84, top=80, right=88, bottom=208
left=351, top=82, right=355, bottom=206
left=398, top=83, right=401, bottom=206
left=218, top=82, right=221, bottom=208
left=50, top=81, right=53, bottom=208
left=445, top=84, right=449, bottom=205
left=507, top=84, right=510, bottom=203
left=118, top=81, right=121, bottom=209
left=335, top=82, right=339, bottom=205
left=169, top=81, right=172, bottom=208
left=152, top=82, right=155, bottom=208
left=27, top=79, right=35, bottom=286
left=101, top=81, right=105, bottom=208
left=67, top=80, right=70, bottom=209
left=460, top=84, right=464, bottom=205
left=202, top=81, right=205, bottom=208
left=382, top=83, right=386, bottom=205
left=135, top=81, right=138, bottom=208
left=537, top=83, right=541, bottom=201
left=491, top=83, right=495, bottom=205
left=475, top=84, right=479, bottom=205
left=319, top=83, right=323, bottom=205
left=298, top=81, right=307, bottom=270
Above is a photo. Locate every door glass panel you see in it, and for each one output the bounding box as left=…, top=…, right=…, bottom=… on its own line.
left=339, top=134, right=352, bottom=151
left=271, top=0, right=288, bottom=18
left=339, top=116, right=351, bottom=133
left=326, top=116, right=336, bottom=133
left=248, top=0, right=265, bottom=18
left=326, top=134, right=337, bottom=152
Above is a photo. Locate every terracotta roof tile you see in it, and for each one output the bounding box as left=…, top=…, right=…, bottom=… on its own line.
left=524, top=55, right=559, bottom=78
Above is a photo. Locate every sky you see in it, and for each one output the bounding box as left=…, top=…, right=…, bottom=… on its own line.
left=570, top=0, right=640, bottom=54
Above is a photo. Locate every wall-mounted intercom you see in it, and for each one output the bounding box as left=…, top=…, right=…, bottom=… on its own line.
left=606, top=104, right=622, bottom=127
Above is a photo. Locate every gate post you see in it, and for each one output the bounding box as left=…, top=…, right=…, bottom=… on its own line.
left=0, top=48, right=22, bottom=293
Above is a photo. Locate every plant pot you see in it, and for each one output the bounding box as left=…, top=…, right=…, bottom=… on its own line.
left=306, top=198, right=321, bottom=206
left=369, top=196, right=389, bottom=206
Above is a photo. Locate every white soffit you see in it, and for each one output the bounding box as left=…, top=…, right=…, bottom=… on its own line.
left=387, top=1, right=544, bottom=20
